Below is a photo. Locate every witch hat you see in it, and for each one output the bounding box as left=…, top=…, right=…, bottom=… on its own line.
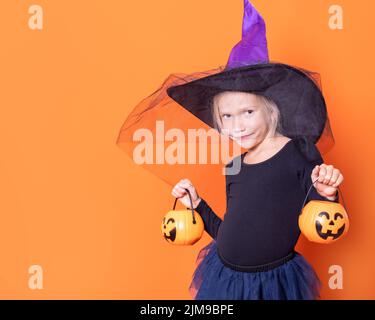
left=166, top=0, right=335, bottom=161
left=116, top=0, right=335, bottom=186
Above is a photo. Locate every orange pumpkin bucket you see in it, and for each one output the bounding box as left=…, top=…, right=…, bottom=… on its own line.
left=161, top=188, right=204, bottom=245
left=299, top=178, right=349, bottom=244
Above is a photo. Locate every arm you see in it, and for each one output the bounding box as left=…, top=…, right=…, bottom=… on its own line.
left=189, top=198, right=223, bottom=240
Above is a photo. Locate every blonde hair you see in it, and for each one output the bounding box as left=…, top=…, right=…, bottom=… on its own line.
left=210, top=92, right=283, bottom=136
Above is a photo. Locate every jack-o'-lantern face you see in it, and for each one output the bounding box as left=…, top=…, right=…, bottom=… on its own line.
left=316, top=211, right=346, bottom=240
left=161, top=210, right=204, bottom=245
left=299, top=200, right=349, bottom=244
left=162, top=216, right=176, bottom=242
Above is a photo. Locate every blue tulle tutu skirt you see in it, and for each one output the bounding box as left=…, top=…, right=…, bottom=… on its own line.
left=189, top=240, right=322, bottom=300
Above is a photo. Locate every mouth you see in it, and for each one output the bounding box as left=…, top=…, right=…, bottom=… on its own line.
left=233, top=133, right=253, bottom=141
left=316, top=223, right=345, bottom=240
left=163, top=227, right=177, bottom=242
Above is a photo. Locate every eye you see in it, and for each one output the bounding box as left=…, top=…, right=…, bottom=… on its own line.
left=166, top=218, right=175, bottom=224
left=318, top=211, right=330, bottom=219
left=334, top=213, right=344, bottom=220
left=222, top=114, right=231, bottom=119
left=245, top=110, right=253, bottom=115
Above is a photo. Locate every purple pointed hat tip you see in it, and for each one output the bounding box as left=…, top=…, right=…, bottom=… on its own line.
left=225, top=0, right=269, bottom=70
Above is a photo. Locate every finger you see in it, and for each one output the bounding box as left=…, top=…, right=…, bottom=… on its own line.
left=323, top=165, right=334, bottom=184
left=172, top=186, right=186, bottom=197
left=171, top=190, right=180, bottom=198
left=311, top=165, right=320, bottom=181
left=179, top=178, right=192, bottom=186
left=332, top=174, right=344, bottom=188
left=173, top=184, right=184, bottom=192
left=180, top=180, right=193, bottom=188
left=318, top=165, right=326, bottom=183
left=328, top=169, right=340, bottom=186
left=176, top=180, right=189, bottom=188
left=174, top=185, right=188, bottom=194
left=172, top=187, right=183, bottom=197
left=181, top=184, right=195, bottom=197
left=179, top=181, right=194, bottom=193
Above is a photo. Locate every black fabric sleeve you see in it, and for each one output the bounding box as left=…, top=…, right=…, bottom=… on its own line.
left=298, top=154, right=339, bottom=204
left=192, top=198, right=223, bottom=240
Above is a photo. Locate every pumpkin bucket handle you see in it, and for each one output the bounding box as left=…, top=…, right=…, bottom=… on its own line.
left=300, top=177, right=348, bottom=215
left=172, top=188, right=197, bottom=224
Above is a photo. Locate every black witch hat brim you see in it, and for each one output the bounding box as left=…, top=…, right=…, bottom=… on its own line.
left=166, top=62, right=327, bottom=144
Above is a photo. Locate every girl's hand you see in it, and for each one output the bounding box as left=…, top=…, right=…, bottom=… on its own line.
left=311, top=164, right=344, bottom=200
left=171, top=178, right=201, bottom=209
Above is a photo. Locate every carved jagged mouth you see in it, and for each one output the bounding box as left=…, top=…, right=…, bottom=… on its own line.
left=315, top=222, right=345, bottom=240
left=163, top=227, right=176, bottom=242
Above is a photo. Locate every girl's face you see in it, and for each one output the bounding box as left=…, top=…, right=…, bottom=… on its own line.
left=213, top=91, right=273, bottom=149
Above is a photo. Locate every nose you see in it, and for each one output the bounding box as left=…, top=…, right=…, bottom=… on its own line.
left=233, top=117, right=246, bottom=132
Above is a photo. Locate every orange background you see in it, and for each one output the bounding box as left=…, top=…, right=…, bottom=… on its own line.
left=0, top=0, right=374, bottom=299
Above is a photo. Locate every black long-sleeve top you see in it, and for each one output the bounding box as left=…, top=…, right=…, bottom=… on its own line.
left=194, top=138, right=339, bottom=267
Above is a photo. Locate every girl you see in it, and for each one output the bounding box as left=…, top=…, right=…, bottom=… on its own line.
left=116, top=0, right=345, bottom=300
left=171, top=90, right=344, bottom=300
